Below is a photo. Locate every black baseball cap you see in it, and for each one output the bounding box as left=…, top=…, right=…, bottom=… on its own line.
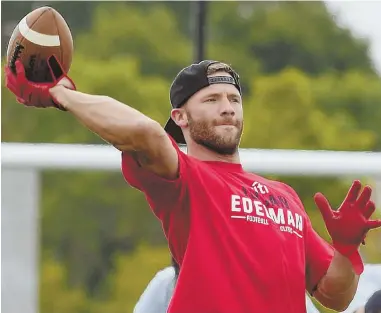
left=164, top=60, right=241, bottom=144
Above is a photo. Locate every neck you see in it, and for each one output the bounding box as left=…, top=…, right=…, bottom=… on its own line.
left=186, top=140, right=241, bottom=163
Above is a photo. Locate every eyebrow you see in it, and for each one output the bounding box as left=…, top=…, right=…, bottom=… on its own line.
left=203, top=92, right=241, bottom=99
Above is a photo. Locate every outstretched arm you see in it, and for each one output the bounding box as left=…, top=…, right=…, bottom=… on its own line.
left=50, top=86, right=179, bottom=179
left=4, top=57, right=179, bottom=180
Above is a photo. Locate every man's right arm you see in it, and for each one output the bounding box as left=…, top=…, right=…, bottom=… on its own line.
left=50, top=86, right=179, bottom=180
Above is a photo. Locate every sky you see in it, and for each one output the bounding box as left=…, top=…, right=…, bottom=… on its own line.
left=325, top=1, right=381, bottom=74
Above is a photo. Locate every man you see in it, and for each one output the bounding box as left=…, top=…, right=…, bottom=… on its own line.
left=5, top=56, right=381, bottom=313
left=134, top=261, right=381, bottom=313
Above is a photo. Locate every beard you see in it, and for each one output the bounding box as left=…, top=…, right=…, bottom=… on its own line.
left=187, top=111, right=243, bottom=155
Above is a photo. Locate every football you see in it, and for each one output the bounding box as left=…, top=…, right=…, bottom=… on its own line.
left=6, top=6, right=73, bottom=82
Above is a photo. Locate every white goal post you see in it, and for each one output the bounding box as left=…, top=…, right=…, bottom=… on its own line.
left=3, top=142, right=381, bottom=175
left=2, top=142, right=381, bottom=313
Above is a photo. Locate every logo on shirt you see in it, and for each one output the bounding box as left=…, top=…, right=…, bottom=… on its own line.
left=230, top=182, right=303, bottom=238
left=251, top=181, right=269, bottom=194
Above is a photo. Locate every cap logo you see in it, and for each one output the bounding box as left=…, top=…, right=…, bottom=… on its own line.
left=208, top=76, right=237, bottom=85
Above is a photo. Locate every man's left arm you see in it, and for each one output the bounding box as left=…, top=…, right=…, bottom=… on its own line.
left=310, top=249, right=359, bottom=311
left=304, top=221, right=359, bottom=312
left=305, top=180, right=381, bottom=312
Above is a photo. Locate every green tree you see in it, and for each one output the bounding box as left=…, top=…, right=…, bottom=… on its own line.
left=93, top=244, right=171, bottom=313
left=75, top=3, right=192, bottom=80
left=40, top=255, right=89, bottom=313
left=241, top=68, right=375, bottom=151
left=312, top=71, right=381, bottom=150
left=207, top=1, right=374, bottom=75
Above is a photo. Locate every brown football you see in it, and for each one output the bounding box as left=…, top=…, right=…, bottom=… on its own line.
left=6, top=6, right=73, bottom=83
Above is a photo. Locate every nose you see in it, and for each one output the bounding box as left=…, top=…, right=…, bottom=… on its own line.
left=219, top=97, right=235, bottom=117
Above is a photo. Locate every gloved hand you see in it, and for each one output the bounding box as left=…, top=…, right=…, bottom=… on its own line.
left=314, top=180, right=381, bottom=274
left=5, top=55, right=76, bottom=110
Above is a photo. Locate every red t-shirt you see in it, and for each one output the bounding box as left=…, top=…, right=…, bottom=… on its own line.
left=121, top=137, right=334, bottom=313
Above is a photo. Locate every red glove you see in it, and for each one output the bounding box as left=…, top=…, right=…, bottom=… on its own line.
left=5, top=55, right=76, bottom=110
left=314, top=180, right=381, bottom=274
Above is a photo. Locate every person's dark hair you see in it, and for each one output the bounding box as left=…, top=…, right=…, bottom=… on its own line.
left=171, top=256, right=180, bottom=279
left=365, top=290, right=381, bottom=313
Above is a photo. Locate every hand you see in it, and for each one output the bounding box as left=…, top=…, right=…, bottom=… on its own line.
left=314, top=180, right=381, bottom=254
left=5, top=55, right=76, bottom=110
left=314, top=180, right=381, bottom=273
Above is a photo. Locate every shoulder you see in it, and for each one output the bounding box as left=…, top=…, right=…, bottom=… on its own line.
left=274, top=180, right=304, bottom=208
left=154, top=266, right=176, bottom=283
left=258, top=177, right=303, bottom=204
left=142, top=266, right=175, bottom=293
left=257, top=177, right=307, bottom=216
left=273, top=180, right=299, bottom=197
left=133, top=266, right=176, bottom=313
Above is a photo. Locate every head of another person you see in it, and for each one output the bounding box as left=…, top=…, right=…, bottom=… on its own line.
left=354, top=290, right=381, bottom=313
left=365, top=290, right=381, bottom=313
left=165, top=60, right=243, bottom=156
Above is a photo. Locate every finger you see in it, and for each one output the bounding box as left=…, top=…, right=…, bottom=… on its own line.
left=363, top=200, right=376, bottom=219
left=343, top=180, right=362, bottom=204
left=356, top=185, right=372, bottom=208
left=5, top=65, right=15, bottom=77
left=5, top=76, right=21, bottom=96
left=47, top=55, right=64, bottom=81
left=5, top=66, right=17, bottom=87
left=366, top=219, right=381, bottom=230
left=314, top=193, right=334, bottom=222
left=16, top=97, right=26, bottom=105
left=6, top=82, right=18, bottom=94
left=57, top=77, right=75, bottom=90
left=15, top=60, right=27, bottom=83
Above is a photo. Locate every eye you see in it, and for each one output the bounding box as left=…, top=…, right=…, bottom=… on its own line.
left=231, top=97, right=240, bottom=103
left=204, top=98, right=216, bottom=103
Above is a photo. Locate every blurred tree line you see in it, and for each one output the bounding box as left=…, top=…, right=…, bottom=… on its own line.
left=2, top=1, right=381, bottom=312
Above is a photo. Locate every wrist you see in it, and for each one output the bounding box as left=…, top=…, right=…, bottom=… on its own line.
left=334, top=246, right=364, bottom=275
left=49, top=85, right=71, bottom=110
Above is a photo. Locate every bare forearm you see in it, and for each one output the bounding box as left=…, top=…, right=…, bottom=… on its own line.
left=50, top=86, right=158, bottom=151
left=314, top=250, right=359, bottom=311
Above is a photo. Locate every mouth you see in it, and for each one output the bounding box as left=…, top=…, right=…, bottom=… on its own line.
left=216, top=124, right=237, bottom=131
left=216, top=120, right=236, bottom=126
left=217, top=123, right=236, bottom=127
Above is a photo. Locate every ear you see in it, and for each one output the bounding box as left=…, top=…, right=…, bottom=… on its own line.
left=171, top=108, right=188, bottom=128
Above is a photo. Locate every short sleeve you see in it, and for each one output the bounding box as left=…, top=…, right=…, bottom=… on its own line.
left=305, top=217, right=334, bottom=294
left=120, top=135, right=189, bottom=219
